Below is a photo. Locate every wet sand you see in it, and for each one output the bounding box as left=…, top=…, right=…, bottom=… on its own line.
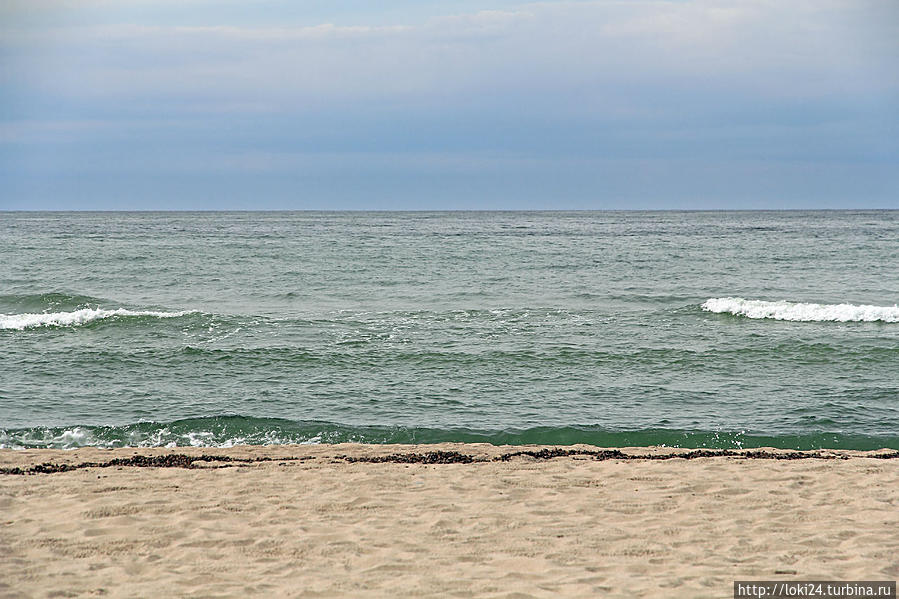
left=1, top=444, right=898, bottom=598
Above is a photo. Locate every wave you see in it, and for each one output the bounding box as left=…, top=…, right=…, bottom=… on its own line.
left=702, top=297, right=899, bottom=322
left=2, top=416, right=897, bottom=450
left=0, top=308, right=194, bottom=330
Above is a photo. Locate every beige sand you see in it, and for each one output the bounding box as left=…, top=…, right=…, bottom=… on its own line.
left=1, top=444, right=897, bottom=598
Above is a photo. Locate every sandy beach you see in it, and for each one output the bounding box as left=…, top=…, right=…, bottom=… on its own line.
left=1, top=444, right=898, bottom=598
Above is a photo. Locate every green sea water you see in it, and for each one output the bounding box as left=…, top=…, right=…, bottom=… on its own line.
left=1, top=210, right=898, bottom=449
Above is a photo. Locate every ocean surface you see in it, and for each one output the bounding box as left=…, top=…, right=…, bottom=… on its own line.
left=2, top=210, right=898, bottom=450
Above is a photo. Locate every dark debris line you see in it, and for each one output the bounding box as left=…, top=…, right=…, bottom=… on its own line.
left=353, top=448, right=899, bottom=463
left=0, top=454, right=309, bottom=476
left=341, top=450, right=478, bottom=464
left=492, top=448, right=899, bottom=462
left=2, top=449, right=898, bottom=475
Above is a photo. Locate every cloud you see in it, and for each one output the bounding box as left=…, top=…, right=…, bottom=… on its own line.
left=1, top=0, right=896, bottom=208
left=3, top=0, right=895, bottom=113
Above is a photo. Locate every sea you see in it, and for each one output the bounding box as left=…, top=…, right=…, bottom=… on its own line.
left=2, top=210, right=898, bottom=450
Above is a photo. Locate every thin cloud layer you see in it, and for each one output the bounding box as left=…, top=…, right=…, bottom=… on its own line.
left=1, top=0, right=897, bottom=208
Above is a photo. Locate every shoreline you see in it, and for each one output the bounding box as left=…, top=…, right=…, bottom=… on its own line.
left=2, top=444, right=898, bottom=597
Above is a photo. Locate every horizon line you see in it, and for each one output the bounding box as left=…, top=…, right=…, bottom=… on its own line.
left=3, top=208, right=898, bottom=214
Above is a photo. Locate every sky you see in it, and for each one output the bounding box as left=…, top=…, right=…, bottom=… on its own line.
left=1, top=0, right=897, bottom=210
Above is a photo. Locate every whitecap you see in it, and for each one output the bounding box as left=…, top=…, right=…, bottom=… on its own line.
left=0, top=308, right=193, bottom=330
left=702, top=297, right=899, bottom=322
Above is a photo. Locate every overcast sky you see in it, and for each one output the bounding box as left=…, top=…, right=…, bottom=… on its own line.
left=1, top=0, right=897, bottom=209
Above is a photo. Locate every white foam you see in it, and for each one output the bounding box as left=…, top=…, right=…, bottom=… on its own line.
left=0, top=308, right=192, bottom=330
left=0, top=426, right=100, bottom=450
left=702, top=297, right=899, bottom=322
left=0, top=424, right=326, bottom=450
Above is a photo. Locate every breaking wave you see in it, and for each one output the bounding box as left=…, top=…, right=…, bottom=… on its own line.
left=702, top=298, right=899, bottom=323
left=2, top=416, right=897, bottom=450
left=0, top=308, right=194, bottom=330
